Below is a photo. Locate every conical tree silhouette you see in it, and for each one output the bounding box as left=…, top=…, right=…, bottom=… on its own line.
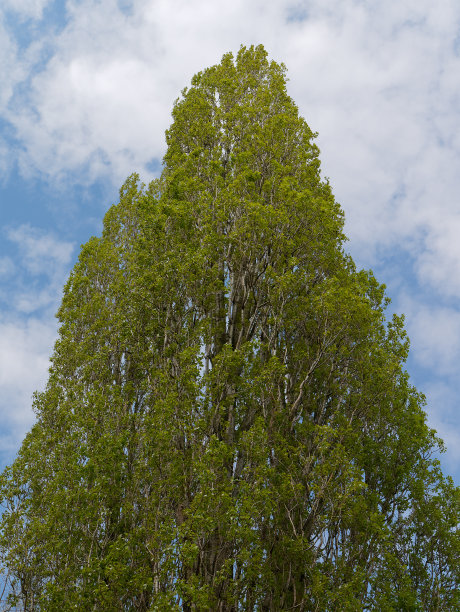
left=0, top=45, right=458, bottom=611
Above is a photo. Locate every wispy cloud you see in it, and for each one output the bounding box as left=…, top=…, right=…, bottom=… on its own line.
left=402, top=298, right=460, bottom=377
left=1, top=224, right=73, bottom=313
left=0, top=315, right=56, bottom=461
left=7, top=224, right=73, bottom=275
left=2, top=0, right=51, bottom=19
left=422, top=380, right=460, bottom=473
left=0, top=256, right=14, bottom=278
left=0, top=225, right=73, bottom=461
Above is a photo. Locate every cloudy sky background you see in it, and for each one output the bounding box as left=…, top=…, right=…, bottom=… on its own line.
left=1, top=0, right=460, bottom=483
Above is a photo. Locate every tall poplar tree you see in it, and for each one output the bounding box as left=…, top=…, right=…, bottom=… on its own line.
left=0, top=45, right=458, bottom=611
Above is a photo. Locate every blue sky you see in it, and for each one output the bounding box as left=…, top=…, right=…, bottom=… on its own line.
left=1, top=0, right=460, bottom=484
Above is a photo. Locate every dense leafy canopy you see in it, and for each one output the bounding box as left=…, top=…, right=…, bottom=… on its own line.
left=0, top=45, right=458, bottom=611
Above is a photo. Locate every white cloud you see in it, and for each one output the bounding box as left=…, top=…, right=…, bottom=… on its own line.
left=284, top=2, right=460, bottom=250
left=0, top=316, right=54, bottom=422
left=2, top=0, right=51, bottom=19
left=0, top=314, right=56, bottom=457
left=7, top=224, right=73, bottom=275
left=416, top=214, right=460, bottom=297
left=402, top=298, right=460, bottom=376
left=422, top=381, right=460, bottom=472
left=394, top=296, right=460, bottom=474
left=0, top=21, right=21, bottom=113
left=0, top=225, right=72, bottom=461
left=0, top=224, right=73, bottom=314
left=0, top=257, right=15, bottom=278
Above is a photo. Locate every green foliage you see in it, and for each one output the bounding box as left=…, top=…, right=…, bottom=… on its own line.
left=0, top=45, right=458, bottom=611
